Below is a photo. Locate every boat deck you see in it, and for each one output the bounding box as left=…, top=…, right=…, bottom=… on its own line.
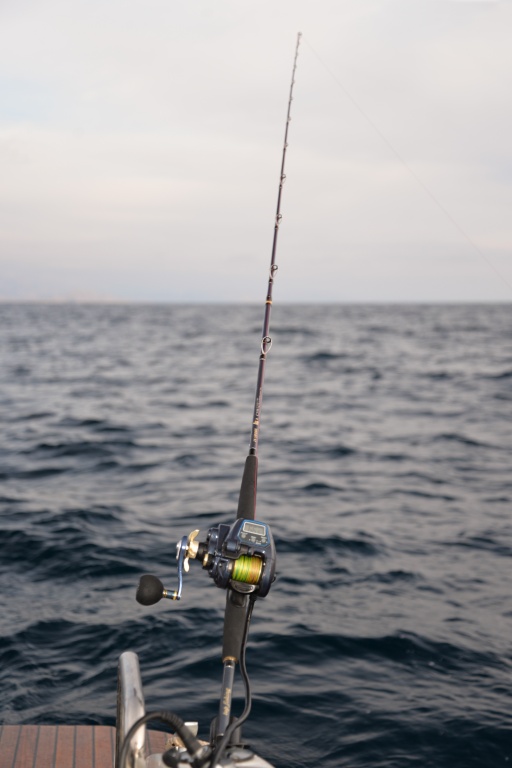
left=0, top=724, right=167, bottom=768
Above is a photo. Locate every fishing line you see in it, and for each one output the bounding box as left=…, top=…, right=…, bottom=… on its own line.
left=303, top=36, right=512, bottom=296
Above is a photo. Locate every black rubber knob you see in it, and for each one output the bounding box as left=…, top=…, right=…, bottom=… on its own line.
left=136, top=574, right=164, bottom=606
left=162, top=749, right=181, bottom=768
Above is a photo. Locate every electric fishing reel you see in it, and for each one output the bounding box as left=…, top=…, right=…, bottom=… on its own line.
left=136, top=518, right=276, bottom=607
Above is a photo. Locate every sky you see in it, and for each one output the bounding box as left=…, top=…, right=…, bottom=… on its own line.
left=1, top=0, right=511, bottom=303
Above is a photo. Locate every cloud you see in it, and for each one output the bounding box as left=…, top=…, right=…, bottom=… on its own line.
left=1, top=0, right=511, bottom=301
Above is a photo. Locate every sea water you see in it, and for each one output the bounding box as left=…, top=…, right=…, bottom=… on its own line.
left=0, top=303, right=511, bottom=768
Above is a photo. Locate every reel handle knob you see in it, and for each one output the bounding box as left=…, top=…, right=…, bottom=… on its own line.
left=136, top=574, right=165, bottom=605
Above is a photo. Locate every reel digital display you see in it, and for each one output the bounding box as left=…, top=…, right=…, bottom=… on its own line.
left=239, top=521, right=268, bottom=544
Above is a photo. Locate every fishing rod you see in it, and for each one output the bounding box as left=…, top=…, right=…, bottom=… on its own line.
left=237, top=31, right=302, bottom=525
left=121, top=32, right=302, bottom=768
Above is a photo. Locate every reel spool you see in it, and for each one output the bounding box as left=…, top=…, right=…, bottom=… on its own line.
left=232, top=555, right=263, bottom=585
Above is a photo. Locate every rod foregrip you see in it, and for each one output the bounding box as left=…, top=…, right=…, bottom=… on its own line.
left=222, top=589, right=249, bottom=662
left=237, top=454, right=258, bottom=521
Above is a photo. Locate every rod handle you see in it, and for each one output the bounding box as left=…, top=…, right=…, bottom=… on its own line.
left=236, top=454, right=258, bottom=521
left=222, top=589, right=249, bottom=662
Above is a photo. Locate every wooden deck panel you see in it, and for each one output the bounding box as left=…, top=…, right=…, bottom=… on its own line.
left=0, top=726, right=20, bottom=768
left=94, top=726, right=114, bottom=768
left=54, top=726, right=75, bottom=768
left=146, top=729, right=168, bottom=756
left=0, top=725, right=169, bottom=768
left=34, top=727, right=57, bottom=768
left=75, top=726, right=92, bottom=768
left=13, top=725, right=38, bottom=768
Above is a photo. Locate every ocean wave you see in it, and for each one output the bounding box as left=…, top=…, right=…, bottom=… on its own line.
left=1, top=303, right=511, bottom=768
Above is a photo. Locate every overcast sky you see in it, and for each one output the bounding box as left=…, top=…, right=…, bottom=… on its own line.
left=1, top=0, right=511, bottom=302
